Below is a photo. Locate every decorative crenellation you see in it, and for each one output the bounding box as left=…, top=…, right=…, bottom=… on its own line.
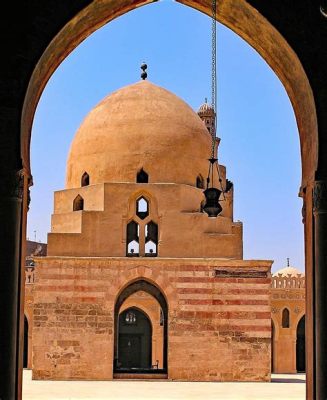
left=271, top=274, right=305, bottom=289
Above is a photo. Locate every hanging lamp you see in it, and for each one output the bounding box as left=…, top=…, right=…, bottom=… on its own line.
left=203, top=0, right=225, bottom=218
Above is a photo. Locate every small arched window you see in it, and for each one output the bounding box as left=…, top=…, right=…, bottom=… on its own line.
left=126, top=220, right=139, bottom=257
left=73, top=195, right=84, bottom=211
left=145, top=221, right=158, bottom=257
left=282, top=308, right=290, bottom=328
left=136, top=197, right=149, bottom=220
left=196, top=175, right=204, bottom=189
left=81, top=172, right=90, bottom=187
left=137, top=168, right=148, bottom=183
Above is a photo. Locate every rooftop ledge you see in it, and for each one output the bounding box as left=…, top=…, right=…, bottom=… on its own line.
left=33, top=256, right=273, bottom=269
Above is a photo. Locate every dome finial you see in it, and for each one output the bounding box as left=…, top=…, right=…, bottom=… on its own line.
left=141, top=62, right=148, bottom=80
left=287, top=257, right=290, bottom=267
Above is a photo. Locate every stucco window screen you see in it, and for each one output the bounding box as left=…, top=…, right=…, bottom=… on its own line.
left=81, top=172, right=90, bottom=187
left=124, top=310, right=137, bottom=325
left=136, top=197, right=149, bottom=220
left=73, top=195, right=84, bottom=211
left=137, top=168, right=148, bottom=183
left=282, top=308, right=290, bottom=328
left=196, top=174, right=204, bottom=189
left=145, top=221, right=158, bottom=257
left=126, top=220, right=140, bottom=257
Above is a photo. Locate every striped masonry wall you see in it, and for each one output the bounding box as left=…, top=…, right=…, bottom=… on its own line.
left=31, top=257, right=272, bottom=381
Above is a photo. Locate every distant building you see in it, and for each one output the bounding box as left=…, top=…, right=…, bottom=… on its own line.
left=271, top=264, right=305, bottom=373
left=24, top=240, right=47, bottom=368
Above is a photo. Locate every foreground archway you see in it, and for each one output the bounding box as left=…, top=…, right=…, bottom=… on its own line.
left=12, top=0, right=320, bottom=398
left=114, top=280, right=168, bottom=375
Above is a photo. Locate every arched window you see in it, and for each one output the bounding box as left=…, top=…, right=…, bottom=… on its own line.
left=73, top=195, right=84, bottom=211
left=81, top=172, right=90, bottom=187
left=136, top=197, right=149, bottom=220
left=145, top=221, right=158, bottom=257
left=196, top=174, right=204, bottom=189
left=282, top=308, right=290, bottom=328
left=126, top=220, right=139, bottom=257
left=137, top=168, right=148, bottom=183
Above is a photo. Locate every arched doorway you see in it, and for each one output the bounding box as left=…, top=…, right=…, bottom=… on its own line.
left=296, top=315, right=306, bottom=372
left=114, top=280, right=168, bottom=374
left=23, top=315, right=28, bottom=369
left=118, top=307, right=152, bottom=369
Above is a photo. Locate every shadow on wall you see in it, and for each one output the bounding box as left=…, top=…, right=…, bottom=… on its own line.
left=271, top=376, right=306, bottom=384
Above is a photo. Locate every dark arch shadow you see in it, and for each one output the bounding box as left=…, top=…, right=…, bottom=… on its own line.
left=114, top=279, right=168, bottom=374
left=23, top=315, right=28, bottom=369
left=297, top=315, right=306, bottom=372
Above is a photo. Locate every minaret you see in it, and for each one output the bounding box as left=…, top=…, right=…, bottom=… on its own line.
left=197, top=98, right=215, bottom=135
left=197, top=99, right=220, bottom=154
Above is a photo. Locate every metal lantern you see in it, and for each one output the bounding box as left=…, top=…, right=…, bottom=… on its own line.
left=203, top=187, right=222, bottom=217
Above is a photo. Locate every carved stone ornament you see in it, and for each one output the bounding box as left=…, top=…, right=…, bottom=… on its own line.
left=294, top=306, right=301, bottom=314
left=302, top=199, right=306, bottom=224
left=272, top=307, right=280, bottom=314
left=313, top=180, right=327, bottom=213
left=12, top=169, right=24, bottom=199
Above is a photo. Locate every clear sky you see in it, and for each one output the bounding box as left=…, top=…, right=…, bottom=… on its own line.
left=28, top=0, right=304, bottom=273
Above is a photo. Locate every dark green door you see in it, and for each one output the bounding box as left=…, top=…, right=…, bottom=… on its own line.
left=118, top=308, right=152, bottom=370
left=119, top=334, right=142, bottom=368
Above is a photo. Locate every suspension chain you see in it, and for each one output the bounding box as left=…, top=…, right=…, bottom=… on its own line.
left=211, top=0, right=217, bottom=159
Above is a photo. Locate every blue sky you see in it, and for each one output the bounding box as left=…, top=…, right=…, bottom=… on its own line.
left=28, top=1, right=303, bottom=273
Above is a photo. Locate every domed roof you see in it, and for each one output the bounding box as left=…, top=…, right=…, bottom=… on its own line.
left=273, top=266, right=305, bottom=277
left=66, top=80, right=213, bottom=188
left=197, top=101, right=215, bottom=117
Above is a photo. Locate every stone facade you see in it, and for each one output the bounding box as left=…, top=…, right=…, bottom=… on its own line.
left=271, top=266, right=305, bottom=373
left=25, top=262, right=306, bottom=377
left=31, top=258, right=271, bottom=381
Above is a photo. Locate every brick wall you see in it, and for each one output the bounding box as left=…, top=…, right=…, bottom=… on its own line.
left=32, top=257, right=272, bottom=381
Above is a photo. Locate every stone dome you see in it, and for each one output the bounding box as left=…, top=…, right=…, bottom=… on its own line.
left=66, top=80, right=213, bottom=188
left=273, top=266, right=305, bottom=277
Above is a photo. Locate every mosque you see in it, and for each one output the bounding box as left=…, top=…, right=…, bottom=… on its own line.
left=24, top=74, right=305, bottom=382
